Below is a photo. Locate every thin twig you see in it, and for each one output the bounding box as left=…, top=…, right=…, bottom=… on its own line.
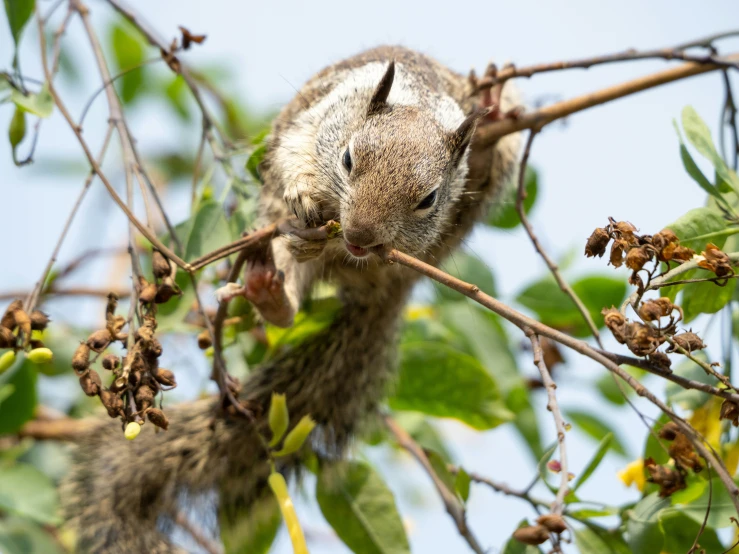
left=381, top=247, right=739, bottom=514
left=24, top=122, right=115, bottom=313
left=528, top=333, right=568, bottom=515
left=385, top=415, right=485, bottom=554
left=173, top=511, right=223, bottom=554
left=474, top=53, right=739, bottom=149
left=515, top=129, right=603, bottom=346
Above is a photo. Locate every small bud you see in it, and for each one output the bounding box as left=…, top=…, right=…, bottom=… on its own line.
left=102, top=354, right=121, bottom=371
left=197, top=330, right=212, bottom=350
left=0, top=327, right=15, bottom=348
left=26, top=347, right=53, bottom=365
left=86, top=329, right=112, bottom=353
left=512, top=525, right=549, bottom=546
left=124, top=422, right=141, bottom=440
left=29, top=310, right=50, bottom=331
left=273, top=415, right=317, bottom=457
left=151, top=250, right=171, bottom=279
left=269, top=393, right=289, bottom=447
left=584, top=228, right=610, bottom=258
left=536, top=514, right=567, bottom=534
left=72, top=343, right=91, bottom=374
left=79, top=369, right=102, bottom=397
left=147, top=407, right=169, bottom=430
left=547, top=460, right=562, bottom=473
left=0, top=350, right=16, bottom=374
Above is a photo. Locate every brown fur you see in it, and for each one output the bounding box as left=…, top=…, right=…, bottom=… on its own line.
left=62, top=45, right=520, bottom=552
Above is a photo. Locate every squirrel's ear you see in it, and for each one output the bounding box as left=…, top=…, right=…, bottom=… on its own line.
left=448, top=109, right=486, bottom=166
left=367, top=61, right=395, bottom=116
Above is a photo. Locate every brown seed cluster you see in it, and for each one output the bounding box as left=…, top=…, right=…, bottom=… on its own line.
left=72, top=251, right=182, bottom=435
left=697, top=243, right=735, bottom=282
left=644, top=422, right=704, bottom=497
left=1, top=300, right=49, bottom=351
left=512, top=514, right=567, bottom=546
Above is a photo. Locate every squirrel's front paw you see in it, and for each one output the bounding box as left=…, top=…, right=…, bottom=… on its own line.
left=284, top=234, right=327, bottom=262
left=283, top=184, right=325, bottom=226
left=244, top=259, right=295, bottom=328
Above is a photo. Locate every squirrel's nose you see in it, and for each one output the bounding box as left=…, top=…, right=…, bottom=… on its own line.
left=343, top=224, right=379, bottom=248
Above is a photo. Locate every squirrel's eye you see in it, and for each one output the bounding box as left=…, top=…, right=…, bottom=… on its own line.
left=342, top=148, right=352, bottom=173
left=415, top=189, right=438, bottom=211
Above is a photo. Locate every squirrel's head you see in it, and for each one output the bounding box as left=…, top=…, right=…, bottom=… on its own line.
left=330, top=62, right=480, bottom=258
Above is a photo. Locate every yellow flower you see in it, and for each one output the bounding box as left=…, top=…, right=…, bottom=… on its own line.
left=689, top=399, right=722, bottom=450
left=405, top=304, right=434, bottom=321
left=618, top=459, right=645, bottom=491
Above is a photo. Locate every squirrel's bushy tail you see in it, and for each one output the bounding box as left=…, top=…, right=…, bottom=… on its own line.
left=62, top=283, right=408, bottom=553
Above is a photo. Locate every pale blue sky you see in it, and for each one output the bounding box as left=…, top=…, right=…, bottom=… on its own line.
left=2, top=1, right=738, bottom=552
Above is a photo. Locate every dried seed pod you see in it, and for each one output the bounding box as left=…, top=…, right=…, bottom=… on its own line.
left=667, top=332, right=706, bottom=354
left=154, top=283, right=178, bottom=304
left=609, top=239, right=627, bottom=268
left=625, top=246, right=651, bottom=272
left=670, top=432, right=703, bottom=473
left=102, top=354, right=121, bottom=371
left=645, top=458, right=686, bottom=497
left=135, top=385, right=156, bottom=411
left=13, top=308, right=31, bottom=343
left=72, top=343, right=91, bottom=374
left=648, top=351, right=672, bottom=370
left=197, top=330, right=212, bottom=350
left=0, top=327, right=15, bottom=348
left=80, top=369, right=102, bottom=397
left=29, top=310, right=50, bottom=331
left=536, top=514, right=567, bottom=534
left=100, top=389, right=123, bottom=418
left=698, top=243, right=734, bottom=278
left=152, top=367, right=176, bottom=387
left=145, top=338, right=163, bottom=358
left=1, top=300, right=22, bottom=329
left=720, top=400, right=739, bottom=427
left=602, top=307, right=627, bottom=344
left=147, top=407, right=169, bottom=430
left=86, top=329, right=112, bottom=353
left=152, top=250, right=172, bottom=279
left=624, top=322, right=662, bottom=356
left=584, top=228, right=610, bottom=258
left=138, top=279, right=158, bottom=305
left=512, top=525, right=549, bottom=546
left=29, top=339, right=45, bottom=350
left=671, top=245, right=695, bottom=263
left=109, top=376, right=128, bottom=394
left=659, top=421, right=680, bottom=441
left=638, top=298, right=676, bottom=322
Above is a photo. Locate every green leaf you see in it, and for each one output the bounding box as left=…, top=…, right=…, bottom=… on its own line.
left=665, top=354, right=712, bottom=410
left=516, top=275, right=626, bottom=338
left=8, top=106, right=25, bottom=164
left=184, top=200, right=230, bottom=261
left=536, top=441, right=559, bottom=494
left=681, top=269, right=734, bottom=321
left=0, top=463, right=59, bottom=524
left=673, top=478, right=737, bottom=528
left=673, top=119, right=723, bottom=201
left=219, top=491, right=281, bottom=554
left=246, top=144, right=266, bottom=183
left=565, top=410, right=627, bottom=456
left=660, top=510, right=724, bottom=554
left=316, top=461, right=410, bottom=554
left=109, top=22, right=146, bottom=103
left=439, top=302, right=542, bottom=458
left=682, top=106, right=739, bottom=194
left=11, top=83, right=53, bottom=118
left=426, top=449, right=458, bottom=499
left=433, top=251, right=496, bottom=302
left=595, top=373, right=629, bottom=406
left=573, top=433, right=614, bottom=492
left=164, top=76, right=191, bottom=121
left=389, top=342, right=513, bottom=430
left=575, top=525, right=631, bottom=554
left=4, top=0, right=35, bottom=51
left=625, top=493, right=668, bottom=554
left=0, top=517, right=64, bottom=554
left=454, top=467, right=471, bottom=503
left=266, top=297, right=341, bottom=352
left=666, top=207, right=733, bottom=250
left=488, top=166, right=538, bottom=229
left=0, top=362, right=36, bottom=435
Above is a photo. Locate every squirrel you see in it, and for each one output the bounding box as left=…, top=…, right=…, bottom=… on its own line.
left=61, top=45, right=521, bottom=553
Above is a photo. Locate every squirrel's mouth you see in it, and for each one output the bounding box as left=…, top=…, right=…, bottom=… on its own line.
left=344, top=242, right=370, bottom=258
